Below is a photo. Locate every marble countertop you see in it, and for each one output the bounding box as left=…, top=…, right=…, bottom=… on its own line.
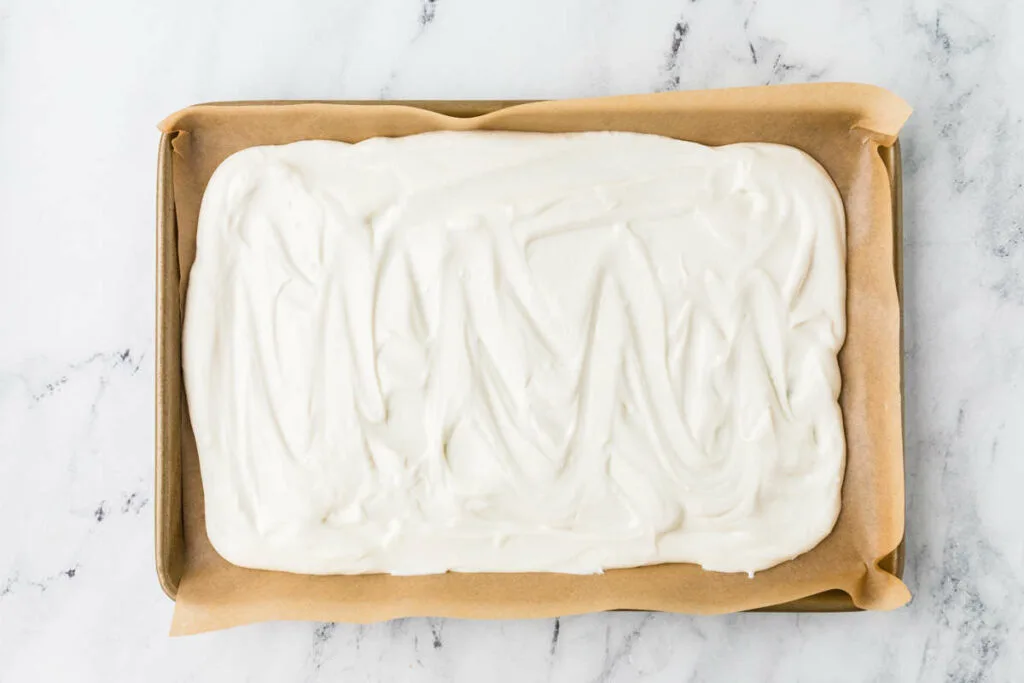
left=2, top=0, right=1022, bottom=680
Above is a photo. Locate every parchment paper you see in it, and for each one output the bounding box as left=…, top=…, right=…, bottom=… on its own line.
left=159, top=83, right=911, bottom=635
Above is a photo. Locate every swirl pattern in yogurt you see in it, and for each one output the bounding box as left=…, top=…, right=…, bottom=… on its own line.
left=184, top=131, right=846, bottom=576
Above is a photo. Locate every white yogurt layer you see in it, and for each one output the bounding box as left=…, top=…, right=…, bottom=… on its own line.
left=184, top=131, right=846, bottom=575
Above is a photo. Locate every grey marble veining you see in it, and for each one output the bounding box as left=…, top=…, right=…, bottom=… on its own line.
left=1, top=0, right=1022, bottom=680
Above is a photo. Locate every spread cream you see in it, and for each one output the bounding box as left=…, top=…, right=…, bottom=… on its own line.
left=184, top=131, right=846, bottom=576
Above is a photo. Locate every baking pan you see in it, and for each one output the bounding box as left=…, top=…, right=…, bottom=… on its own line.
left=155, top=99, right=905, bottom=612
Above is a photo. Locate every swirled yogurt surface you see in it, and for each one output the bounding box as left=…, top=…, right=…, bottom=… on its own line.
left=184, top=131, right=846, bottom=575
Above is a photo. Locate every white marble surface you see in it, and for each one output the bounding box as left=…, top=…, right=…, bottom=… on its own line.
left=1, top=0, right=1022, bottom=679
